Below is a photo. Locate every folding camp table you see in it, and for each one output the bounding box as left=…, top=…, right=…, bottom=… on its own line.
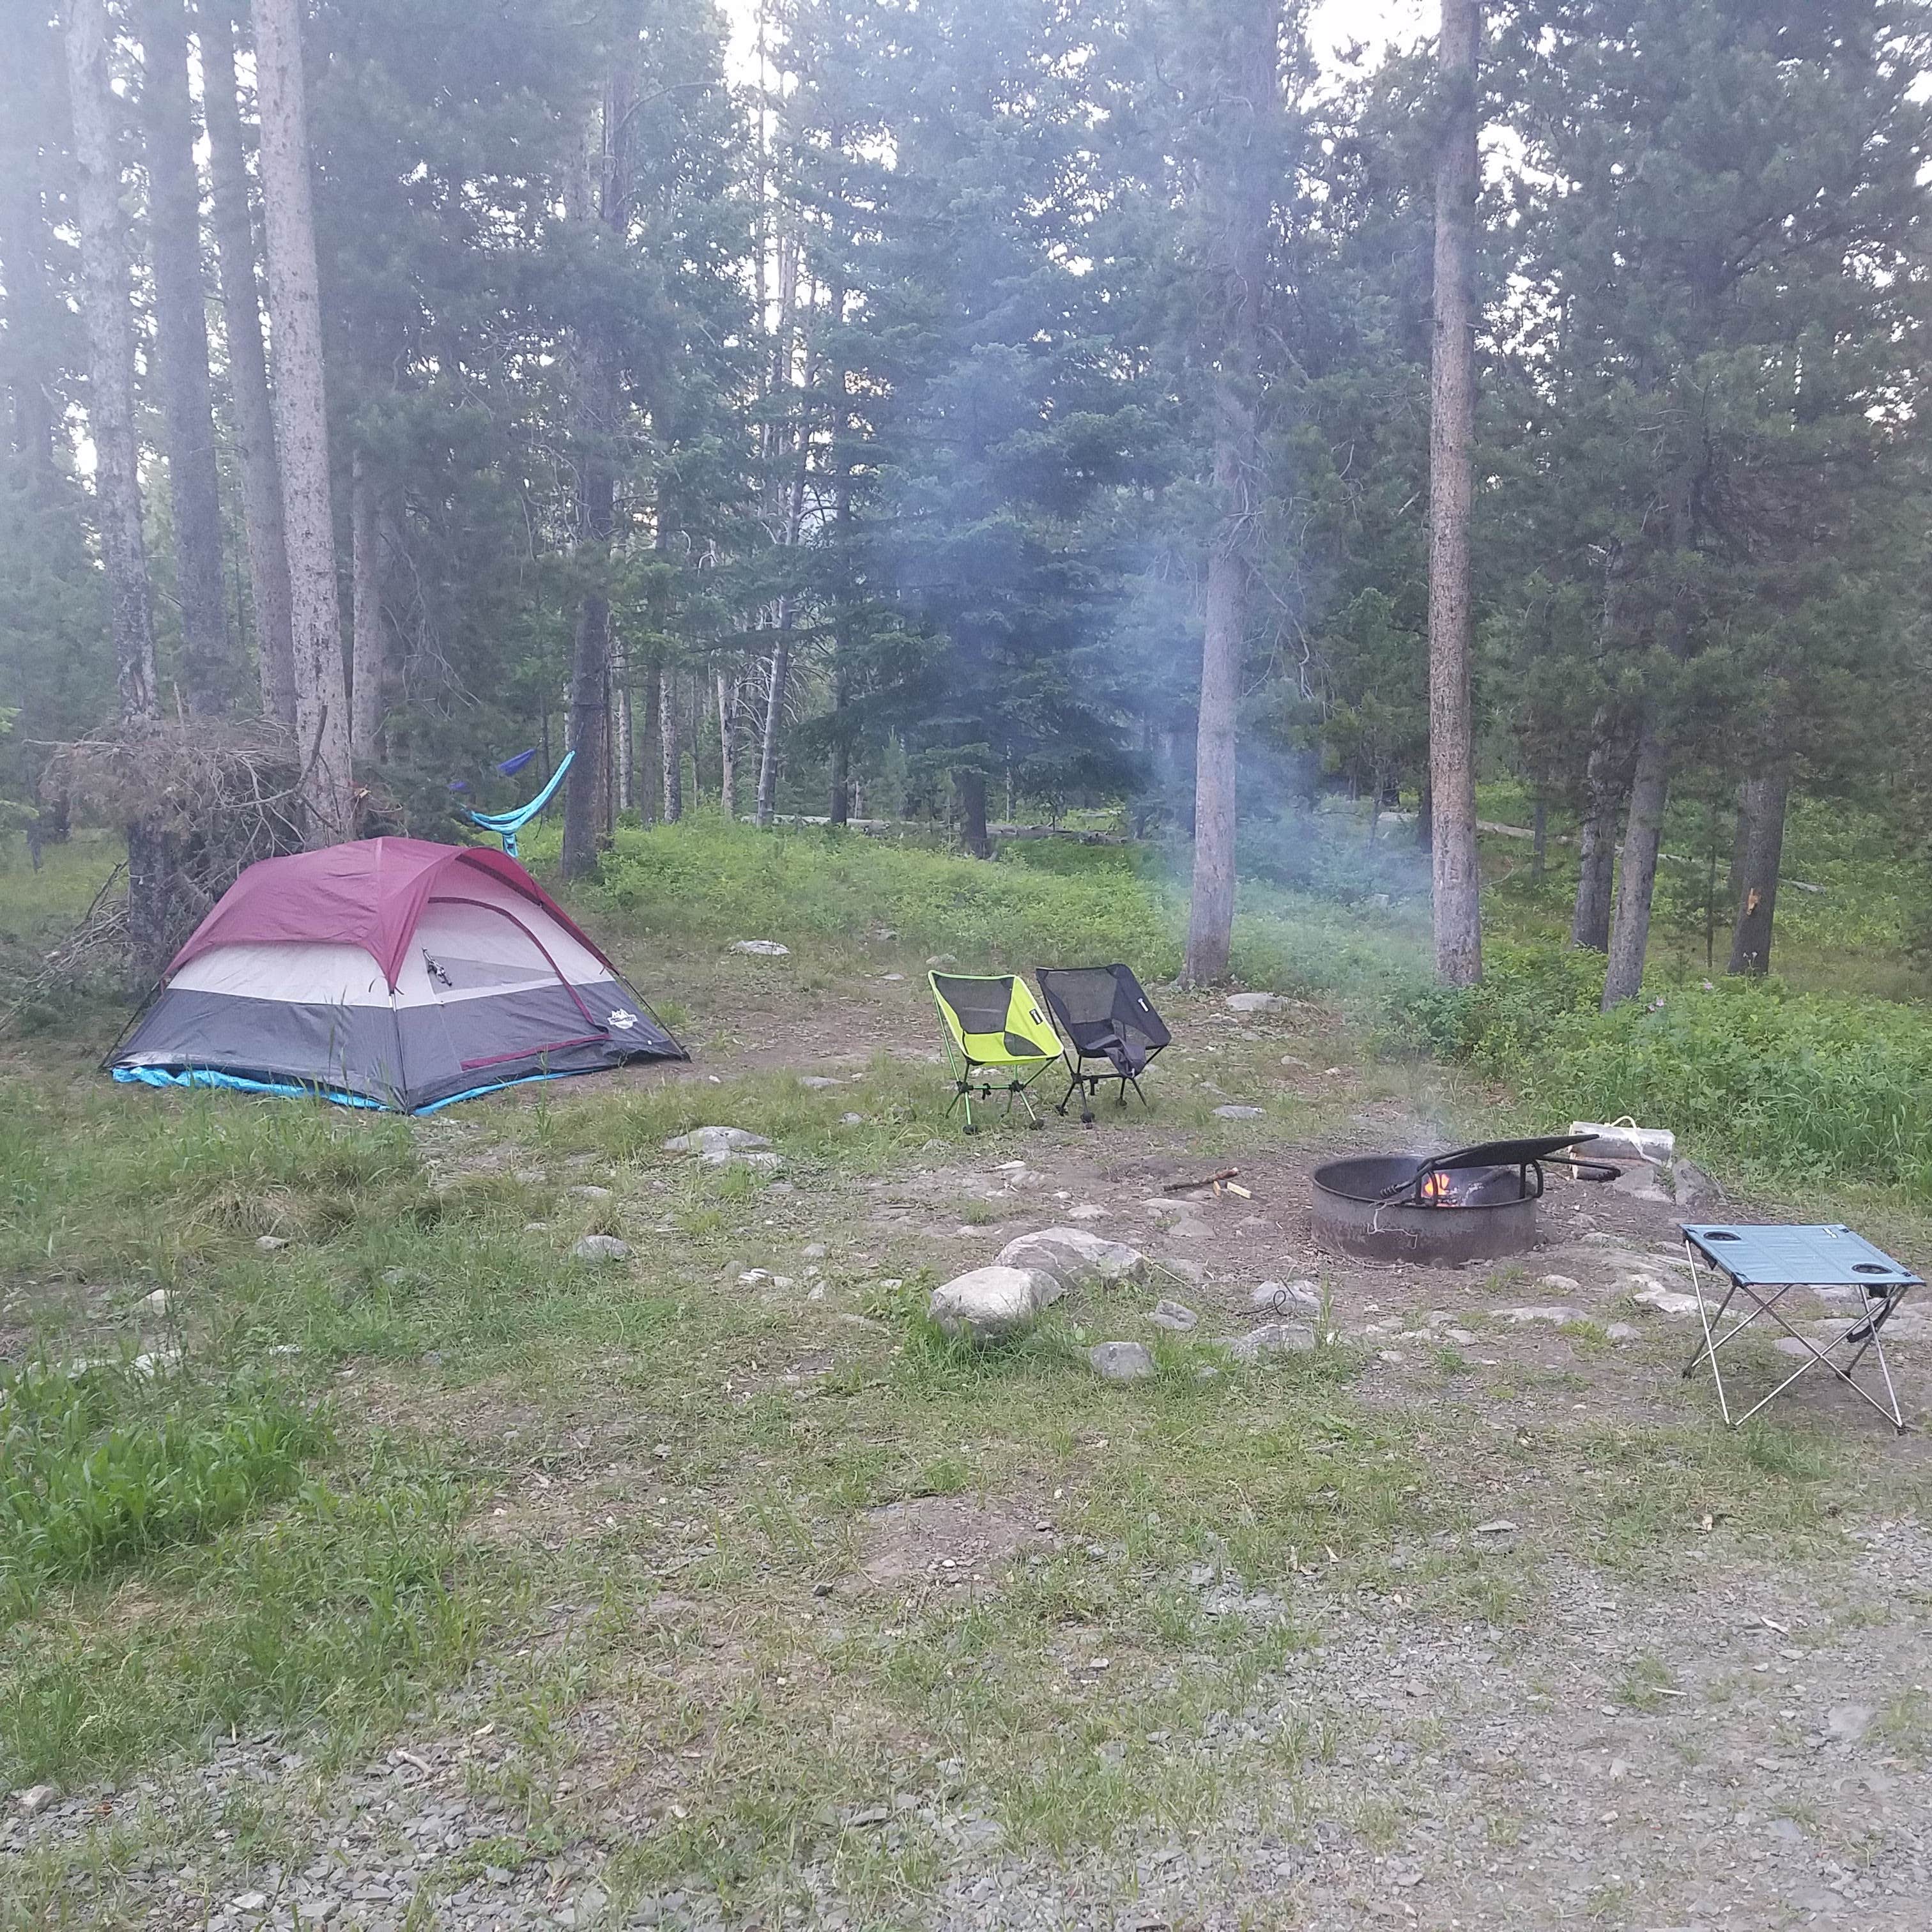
left=1679, top=1223, right=1920, bottom=1434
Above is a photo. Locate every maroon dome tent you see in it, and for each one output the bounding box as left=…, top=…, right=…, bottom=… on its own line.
left=110, top=838, right=685, bottom=1113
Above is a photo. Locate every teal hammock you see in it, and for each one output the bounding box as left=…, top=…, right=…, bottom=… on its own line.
left=466, top=749, right=574, bottom=859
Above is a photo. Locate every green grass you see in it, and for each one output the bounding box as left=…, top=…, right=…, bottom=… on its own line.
left=564, top=815, right=1432, bottom=1013
left=1, top=1360, right=319, bottom=1611
left=1, top=1436, right=491, bottom=1789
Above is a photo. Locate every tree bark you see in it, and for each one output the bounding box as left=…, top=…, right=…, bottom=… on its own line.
left=202, top=4, right=295, bottom=728
left=67, top=0, right=172, bottom=986
left=0, top=35, right=63, bottom=484
left=660, top=663, right=682, bottom=822
left=954, top=767, right=990, bottom=859
left=1570, top=716, right=1620, bottom=950
left=1531, top=795, right=1547, bottom=877
left=560, top=63, right=629, bottom=878
left=755, top=619, right=792, bottom=827
left=1600, top=713, right=1669, bottom=1009
left=1183, top=428, right=1246, bottom=986
left=638, top=649, right=660, bottom=826
left=1727, top=773, right=1789, bottom=977
left=349, top=450, right=385, bottom=763
left=251, top=0, right=351, bottom=842
left=1179, top=0, right=1274, bottom=988
left=615, top=668, right=632, bottom=815
left=560, top=344, right=615, bottom=878
left=138, top=0, right=232, bottom=714
left=716, top=665, right=742, bottom=818
left=1426, top=0, right=1483, bottom=986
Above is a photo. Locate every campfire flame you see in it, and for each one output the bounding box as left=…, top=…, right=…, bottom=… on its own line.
left=1418, top=1170, right=1454, bottom=1204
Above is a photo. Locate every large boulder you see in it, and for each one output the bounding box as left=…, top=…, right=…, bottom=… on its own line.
left=929, top=1266, right=1059, bottom=1342
left=994, top=1226, right=1150, bottom=1296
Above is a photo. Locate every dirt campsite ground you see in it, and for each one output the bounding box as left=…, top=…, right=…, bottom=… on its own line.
left=6, top=905, right=1932, bottom=1932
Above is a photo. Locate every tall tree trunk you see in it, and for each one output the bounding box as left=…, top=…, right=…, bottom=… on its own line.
left=202, top=5, right=295, bottom=728
left=1570, top=716, right=1620, bottom=949
left=66, top=0, right=171, bottom=986
left=716, top=666, right=742, bottom=819
left=1183, top=429, right=1246, bottom=984
left=1600, top=714, right=1669, bottom=1009
left=638, top=649, right=660, bottom=827
left=251, top=0, right=351, bottom=841
left=660, top=663, right=683, bottom=822
left=560, top=65, right=630, bottom=878
left=1426, top=0, right=1483, bottom=986
left=615, top=666, right=632, bottom=815
left=1531, top=795, right=1547, bottom=877
left=0, top=34, right=63, bottom=484
left=138, top=0, right=231, bottom=715
left=756, top=619, right=792, bottom=827
left=1179, top=0, right=1273, bottom=988
left=349, top=450, right=385, bottom=763
left=1728, top=774, right=1789, bottom=977
left=560, top=344, right=615, bottom=878
left=954, top=767, right=989, bottom=859
left=1726, top=783, right=1751, bottom=910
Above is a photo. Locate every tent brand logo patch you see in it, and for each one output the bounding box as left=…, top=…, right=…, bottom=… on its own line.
left=608, top=1009, right=640, bottom=1031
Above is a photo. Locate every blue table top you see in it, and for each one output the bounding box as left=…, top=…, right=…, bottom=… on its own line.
left=1681, top=1223, right=1923, bottom=1289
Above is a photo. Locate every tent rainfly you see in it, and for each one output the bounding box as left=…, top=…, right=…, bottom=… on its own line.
left=109, top=838, right=686, bottom=1114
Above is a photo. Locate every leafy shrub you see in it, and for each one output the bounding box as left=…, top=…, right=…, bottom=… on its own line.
left=1402, top=948, right=1932, bottom=1200
left=0, top=1361, right=321, bottom=1610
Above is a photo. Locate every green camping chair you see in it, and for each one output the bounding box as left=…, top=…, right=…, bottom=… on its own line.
left=928, top=972, right=1062, bottom=1133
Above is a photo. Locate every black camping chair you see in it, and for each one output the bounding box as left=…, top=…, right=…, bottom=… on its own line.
left=1036, top=965, right=1170, bottom=1126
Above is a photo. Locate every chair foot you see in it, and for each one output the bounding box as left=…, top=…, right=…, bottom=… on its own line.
left=1029, top=1117, right=1044, bottom=1130
left=964, top=1123, right=979, bottom=1135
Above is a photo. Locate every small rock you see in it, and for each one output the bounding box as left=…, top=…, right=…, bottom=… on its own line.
left=1067, top=1203, right=1109, bottom=1221
left=799, top=1076, right=843, bottom=1090
left=1212, top=1104, right=1265, bottom=1120
left=231, top=1895, right=269, bottom=1914
left=1252, top=1279, right=1321, bottom=1315
left=926, top=954, right=958, bottom=967
left=1605, top=1322, right=1641, bottom=1342
left=930, top=1266, right=1059, bottom=1342
left=572, top=1235, right=631, bottom=1263
left=663, top=1126, right=776, bottom=1167
left=1673, top=1157, right=1721, bottom=1209
left=840, top=1112, right=866, bottom=1126
left=1538, top=1273, right=1581, bottom=1292
left=1148, top=1298, right=1198, bottom=1333
left=256, top=1235, right=289, bottom=1252
left=12, top=1784, right=56, bottom=1816
left=1089, top=1341, right=1156, bottom=1383
left=569, top=1184, right=612, bottom=1200
left=730, top=939, right=790, bottom=956
left=1633, top=1285, right=1701, bottom=1317
left=1224, top=992, right=1285, bottom=1014
left=1498, top=1305, right=1584, bottom=1326
left=1827, top=1703, right=1874, bottom=1744
left=1473, top=1519, right=1518, bottom=1537
left=141, top=1288, right=172, bottom=1316
left=1222, top=1321, right=1316, bottom=1361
